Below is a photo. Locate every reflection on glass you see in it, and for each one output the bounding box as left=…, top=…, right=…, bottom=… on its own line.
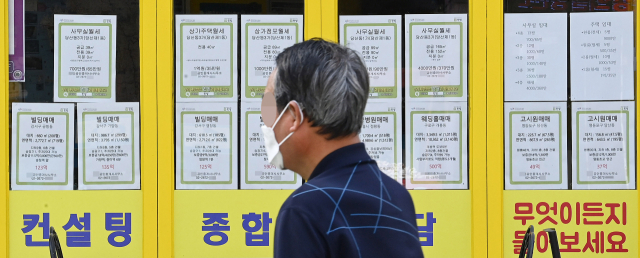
left=504, top=0, right=633, bottom=13
left=21, top=0, right=140, bottom=103
left=339, top=0, right=468, bottom=15
left=175, top=0, right=304, bottom=15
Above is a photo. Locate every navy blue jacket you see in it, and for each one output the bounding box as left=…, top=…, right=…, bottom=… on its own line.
left=274, top=143, right=424, bottom=258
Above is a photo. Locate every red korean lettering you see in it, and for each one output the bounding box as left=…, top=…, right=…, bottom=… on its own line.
left=605, top=203, right=621, bottom=225
left=576, top=202, right=581, bottom=225
left=559, top=232, right=580, bottom=252
left=536, top=202, right=558, bottom=225
left=560, top=202, right=572, bottom=224
left=582, top=231, right=605, bottom=253
left=513, top=230, right=526, bottom=254
left=514, top=202, right=534, bottom=225
left=536, top=231, right=548, bottom=253
left=582, top=202, right=604, bottom=225
left=606, top=232, right=628, bottom=253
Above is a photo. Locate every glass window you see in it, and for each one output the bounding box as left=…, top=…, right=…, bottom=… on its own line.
left=339, top=0, right=470, bottom=189
left=9, top=0, right=141, bottom=190
left=503, top=0, right=636, bottom=190
left=173, top=0, right=304, bottom=190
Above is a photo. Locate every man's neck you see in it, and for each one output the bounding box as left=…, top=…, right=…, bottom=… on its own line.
left=297, top=135, right=361, bottom=180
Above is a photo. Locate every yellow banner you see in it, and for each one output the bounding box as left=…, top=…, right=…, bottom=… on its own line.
left=503, top=190, right=638, bottom=258
left=174, top=190, right=472, bottom=257
left=9, top=190, right=143, bottom=258
left=411, top=190, right=472, bottom=258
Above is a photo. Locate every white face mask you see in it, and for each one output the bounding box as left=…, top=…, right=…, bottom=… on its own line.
left=261, top=101, right=303, bottom=170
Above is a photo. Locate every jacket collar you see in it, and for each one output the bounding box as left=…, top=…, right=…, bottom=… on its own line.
left=308, top=143, right=371, bottom=181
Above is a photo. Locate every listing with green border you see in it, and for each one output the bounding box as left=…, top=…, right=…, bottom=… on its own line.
left=340, top=15, right=401, bottom=100
left=176, top=102, right=238, bottom=189
left=241, top=15, right=303, bottom=101
left=360, top=102, right=402, bottom=183
left=572, top=101, right=636, bottom=190
left=504, top=102, right=568, bottom=190
left=240, top=101, right=300, bottom=189
left=405, top=102, right=468, bottom=190
left=176, top=15, right=237, bottom=101
left=405, top=14, right=467, bottom=101
left=54, top=14, right=116, bottom=102
left=77, top=103, right=140, bottom=190
left=11, top=103, right=74, bottom=190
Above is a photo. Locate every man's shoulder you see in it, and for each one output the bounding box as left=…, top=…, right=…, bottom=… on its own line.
left=280, top=182, right=332, bottom=211
left=281, top=165, right=414, bottom=215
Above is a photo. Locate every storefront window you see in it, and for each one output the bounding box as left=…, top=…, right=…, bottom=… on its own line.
left=9, top=0, right=141, bottom=190
left=494, top=1, right=639, bottom=257
left=503, top=0, right=636, bottom=190
left=338, top=0, right=470, bottom=189
left=173, top=0, right=304, bottom=190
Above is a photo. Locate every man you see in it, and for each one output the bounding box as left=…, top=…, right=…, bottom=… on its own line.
left=260, top=38, right=423, bottom=258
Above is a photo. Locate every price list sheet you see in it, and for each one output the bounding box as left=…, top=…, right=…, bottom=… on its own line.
left=11, top=103, right=75, bottom=190
left=54, top=15, right=117, bottom=102
left=361, top=102, right=402, bottom=183
left=241, top=15, right=303, bottom=101
left=504, top=13, right=567, bottom=101
left=504, top=102, right=568, bottom=190
left=570, top=11, right=634, bottom=101
left=176, top=102, right=238, bottom=189
left=340, top=15, right=401, bottom=100
left=240, top=102, right=301, bottom=189
left=176, top=15, right=237, bottom=101
left=405, top=102, right=468, bottom=189
left=572, top=101, right=636, bottom=189
left=77, top=103, right=140, bottom=190
left=405, top=14, right=468, bottom=101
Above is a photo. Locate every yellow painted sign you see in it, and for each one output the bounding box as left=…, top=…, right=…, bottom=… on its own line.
left=174, top=189, right=472, bottom=257
left=174, top=190, right=290, bottom=258
left=10, top=191, right=143, bottom=258
left=411, top=190, right=472, bottom=258
left=504, top=190, right=638, bottom=257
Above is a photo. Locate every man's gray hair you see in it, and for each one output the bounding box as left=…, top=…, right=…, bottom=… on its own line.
left=274, top=38, right=369, bottom=140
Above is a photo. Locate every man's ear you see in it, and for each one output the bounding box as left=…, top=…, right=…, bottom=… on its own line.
left=287, top=101, right=304, bottom=132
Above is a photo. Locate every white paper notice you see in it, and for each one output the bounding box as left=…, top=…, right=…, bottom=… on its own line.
left=405, top=14, right=467, bottom=101
left=240, top=101, right=301, bottom=189
left=405, top=102, right=468, bottom=189
left=504, top=13, right=568, bottom=101
left=572, top=101, right=635, bottom=190
left=77, top=103, right=140, bottom=190
left=176, top=15, right=237, bottom=101
left=504, top=102, right=568, bottom=190
left=340, top=15, right=401, bottom=101
left=54, top=15, right=117, bottom=102
left=176, top=102, right=238, bottom=189
left=11, top=103, right=74, bottom=190
left=241, top=15, right=303, bottom=101
left=361, top=102, right=402, bottom=183
left=570, top=12, right=634, bottom=101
